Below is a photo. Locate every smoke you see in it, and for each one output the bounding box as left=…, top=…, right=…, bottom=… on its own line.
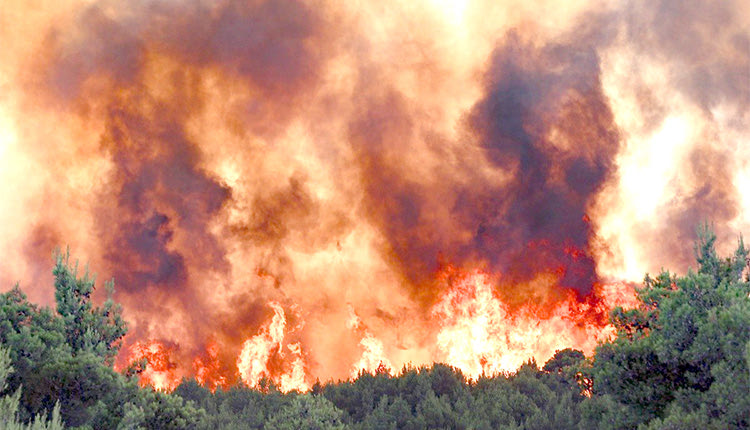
left=468, top=31, right=619, bottom=293
left=0, top=0, right=747, bottom=384
left=349, top=28, right=620, bottom=312
left=592, top=0, right=750, bottom=277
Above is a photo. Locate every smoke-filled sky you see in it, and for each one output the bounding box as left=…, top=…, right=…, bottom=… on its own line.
left=0, top=0, right=748, bottom=387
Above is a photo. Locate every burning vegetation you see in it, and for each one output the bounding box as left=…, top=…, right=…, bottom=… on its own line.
left=0, top=0, right=747, bottom=411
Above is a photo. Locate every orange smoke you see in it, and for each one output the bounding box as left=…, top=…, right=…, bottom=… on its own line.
left=0, top=0, right=747, bottom=391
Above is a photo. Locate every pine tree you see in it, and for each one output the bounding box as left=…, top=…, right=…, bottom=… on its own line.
left=53, top=249, right=127, bottom=365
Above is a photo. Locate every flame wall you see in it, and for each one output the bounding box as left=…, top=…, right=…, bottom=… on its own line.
left=0, top=0, right=747, bottom=389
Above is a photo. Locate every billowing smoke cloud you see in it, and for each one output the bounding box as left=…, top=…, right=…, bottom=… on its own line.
left=14, top=0, right=342, bottom=374
left=467, top=32, right=619, bottom=294
left=591, top=0, right=749, bottom=277
left=352, top=30, right=620, bottom=305
left=97, top=88, right=232, bottom=350
left=0, top=0, right=747, bottom=385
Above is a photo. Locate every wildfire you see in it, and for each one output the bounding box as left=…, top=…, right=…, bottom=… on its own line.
left=125, top=273, right=636, bottom=391
left=1, top=0, right=744, bottom=398
left=432, top=268, right=635, bottom=379
left=193, top=342, right=226, bottom=391
left=347, top=305, right=394, bottom=378
left=128, top=340, right=181, bottom=391
left=598, top=280, right=639, bottom=310
left=236, top=302, right=309, bottom=393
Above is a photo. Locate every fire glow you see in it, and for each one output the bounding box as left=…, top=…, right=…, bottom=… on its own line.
left=0, top=0, right=747, bottom=392
left=132, top=269, right=636, bottom=392
left=435, top=269, right=602, bottom=379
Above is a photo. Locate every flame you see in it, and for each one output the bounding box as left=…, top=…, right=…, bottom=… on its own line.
left=237, top=302, right=309, bottom=392
left=278, top=344, right=309, bottom=393
left=193, top=342, right=226, bottom=391
left=347, top=305, right=393, bottom=377
left=129, top=340, right=181, bottom=391
left=432, top=268, right=634, bottom=379
left=598, top=280, right=639, bottom=310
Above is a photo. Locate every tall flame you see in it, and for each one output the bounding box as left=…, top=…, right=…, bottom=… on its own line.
left=348, top=305, right=394, bottom=377
left=433, top=268, right=629, bottom=378
left=236, top=302, right=309, bottom=392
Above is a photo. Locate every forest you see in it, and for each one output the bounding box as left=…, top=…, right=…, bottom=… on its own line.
left=0, top=228, right=748, bottom=429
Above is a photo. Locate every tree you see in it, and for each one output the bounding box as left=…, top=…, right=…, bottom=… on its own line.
left=1, top=251, right=210, bottom=428
left=117, top=388, right=208, bottom=430
left=0, top=345, right=63, bottom=430
left=54, top=249, right=127, bottom=365
left=542, top=349, right=585, bottom=374
left=265, top=394, right=346, bottom=430
left=589, top=226, right=750, bottom=428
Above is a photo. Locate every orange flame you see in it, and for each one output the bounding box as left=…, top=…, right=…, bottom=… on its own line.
left=128, top=271, right=637, bottom=390
left=129, top=340, right=181, bottom=391
left=236, top=302, right=309, bottom=392
left=193, top=342, right=226, bottom=391
left=598, top=280, right=640, bottom=310
left=432, top=268, right=635, bottom=379
left=347, top=305, right=393, bottom=377
left=278, top=343, right=308, bottom=393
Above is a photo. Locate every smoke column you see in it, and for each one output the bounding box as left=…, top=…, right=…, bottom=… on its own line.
left=0, top=0, right=747, bottom=388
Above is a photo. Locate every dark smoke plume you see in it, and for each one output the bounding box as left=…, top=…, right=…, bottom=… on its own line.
left=36, top=0, right=337, bottom=367
left=468, top=33, right=619, bottom=294
left=354, top=31, right=620, bottom=302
